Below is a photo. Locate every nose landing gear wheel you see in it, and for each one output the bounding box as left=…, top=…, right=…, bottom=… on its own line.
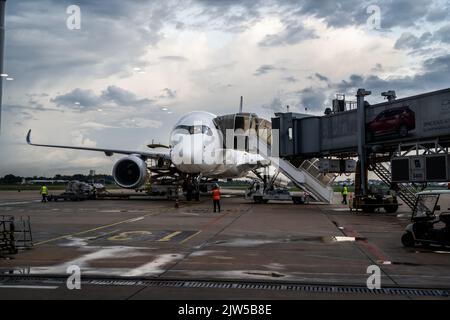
left=401, top=232, right=415, bottom=247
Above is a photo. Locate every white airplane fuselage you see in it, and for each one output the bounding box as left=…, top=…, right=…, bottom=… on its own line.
left=169, top=111, right=266, bottom=179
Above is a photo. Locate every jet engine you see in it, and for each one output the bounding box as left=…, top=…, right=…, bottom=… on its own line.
left=112, top=155, right=149, bottom=189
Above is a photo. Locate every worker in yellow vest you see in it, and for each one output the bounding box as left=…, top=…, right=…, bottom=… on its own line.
left=212, top=184, right=221, bottom=213
left=40, top=184, right=48, bottom=203
left=341, top=184, right=348, bottom=205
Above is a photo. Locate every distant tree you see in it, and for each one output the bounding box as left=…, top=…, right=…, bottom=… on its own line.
left=1, top=174, right=23, bottom=184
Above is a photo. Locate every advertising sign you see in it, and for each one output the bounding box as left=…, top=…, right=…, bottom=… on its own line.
left=366, top=88, right=450, bottom=143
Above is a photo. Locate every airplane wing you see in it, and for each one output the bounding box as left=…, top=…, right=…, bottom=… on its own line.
left=26, top=130, right=171, bottom=160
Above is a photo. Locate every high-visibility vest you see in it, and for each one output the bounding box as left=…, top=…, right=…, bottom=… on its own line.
left=342, top=187, right=348, bottom=195
left=41, top=186, right=48, bottom=195
left=213, top=189, right=220, bottom=200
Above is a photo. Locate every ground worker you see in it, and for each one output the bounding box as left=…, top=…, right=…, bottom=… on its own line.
left=212, top=184, right=221, bottom=213
left=40, top=184, right=48, bottom=203
left=92, top=185, right=97, bottom=200
left=341, top=184, right=348, bottom=205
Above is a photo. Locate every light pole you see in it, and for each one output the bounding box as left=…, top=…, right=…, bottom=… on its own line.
left=0, top=0, right=6, bottom=133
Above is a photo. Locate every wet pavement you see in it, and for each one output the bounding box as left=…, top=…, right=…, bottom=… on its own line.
left=0, top=190, right=449, bottom=299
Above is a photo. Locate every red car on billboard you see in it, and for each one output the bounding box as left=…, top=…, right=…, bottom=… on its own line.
left=367, top=105, right=416, bottom=140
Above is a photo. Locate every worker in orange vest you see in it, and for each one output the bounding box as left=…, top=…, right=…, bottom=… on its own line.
left=212, top=184, right=221, bottom=213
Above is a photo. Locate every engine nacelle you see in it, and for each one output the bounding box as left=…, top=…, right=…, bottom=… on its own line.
left=112, top=155, right=149, bottom=189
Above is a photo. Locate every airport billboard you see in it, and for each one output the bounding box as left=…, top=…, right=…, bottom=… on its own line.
left=320, top=88, right=450, bottom=152
left=366, top=88, right=450, bottom=143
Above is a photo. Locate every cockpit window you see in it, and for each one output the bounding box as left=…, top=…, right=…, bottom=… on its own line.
left=174, top=125, right=213, bottom=136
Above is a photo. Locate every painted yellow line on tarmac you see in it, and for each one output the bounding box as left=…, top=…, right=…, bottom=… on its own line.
left=180, top=231, right=202, bottom=244
left=34, top=213, right=155, bottom=246
left=158, top=231, right=182, bottom=242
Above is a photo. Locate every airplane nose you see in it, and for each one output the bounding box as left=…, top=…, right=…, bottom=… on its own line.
left=170, top=135, right=204, bottom=165
left=191, top=136, right=204, bottom=164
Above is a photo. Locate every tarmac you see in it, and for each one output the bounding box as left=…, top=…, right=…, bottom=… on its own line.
left=0, top=189, right=449, bottom=300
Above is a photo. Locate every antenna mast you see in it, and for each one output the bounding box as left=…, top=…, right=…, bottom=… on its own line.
left=239, top=96, right=243, bottom=113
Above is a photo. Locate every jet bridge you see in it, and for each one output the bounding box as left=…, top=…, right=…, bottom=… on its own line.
left=272, top=88, right=450, bottom=211
left=273, top=88, right=450, bottom=159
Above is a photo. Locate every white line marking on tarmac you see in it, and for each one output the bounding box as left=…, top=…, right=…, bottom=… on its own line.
left=0, top=285, right=58, bottom=290
left=332, top=236, right=356, bottom=242
left=0, top=201, right=38, bottom=206
left=123, top=253, right=185, bottom=277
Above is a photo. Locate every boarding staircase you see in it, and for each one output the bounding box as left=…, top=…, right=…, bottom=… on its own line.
left=371, top=162, right=417, bottom=210
left=258, top=141, right=335, bottom=203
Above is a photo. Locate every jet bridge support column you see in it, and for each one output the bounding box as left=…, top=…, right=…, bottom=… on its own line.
left=356, top=88, right=371, bottom=196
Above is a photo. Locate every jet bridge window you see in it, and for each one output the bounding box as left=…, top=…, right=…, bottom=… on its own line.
left=174, top=125, right=213, bottom=136
left=234, top=116, right=249, bottom=131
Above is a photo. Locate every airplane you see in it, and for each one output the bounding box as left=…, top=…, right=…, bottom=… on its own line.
left=26, top=100, right=275, bottom=197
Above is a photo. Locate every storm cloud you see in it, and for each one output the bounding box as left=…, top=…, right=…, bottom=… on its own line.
left=52, top=86, right=154, bottom=110
left=1, top=0, right=449, bottom=175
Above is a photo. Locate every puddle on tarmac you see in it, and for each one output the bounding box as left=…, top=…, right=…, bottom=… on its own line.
left=212, top=239, right=276, bottom=247
left=244, top=271, right=285, bottom=278
left=172, top=270, right=292, bottom=280
left=210, top=236, right=357, bottom=247
left=211, top=256, right=235, bottom=260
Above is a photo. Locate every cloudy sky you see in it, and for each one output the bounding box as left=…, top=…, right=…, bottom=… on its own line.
left=0, top=0, right=449, bottom=176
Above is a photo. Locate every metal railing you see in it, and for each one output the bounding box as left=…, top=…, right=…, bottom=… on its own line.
left=371, top=163, right=417, bottom=210
left=0, top=216, right=33, bottom=255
